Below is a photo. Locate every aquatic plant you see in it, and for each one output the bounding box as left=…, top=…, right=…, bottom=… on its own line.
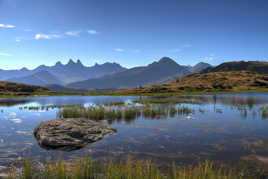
left=28, top=106, right=40, bottom=110
left=124, top=106, right=140, bottom=120
left=198, top=108, right=205, bottom=114
left=58, top=104, right=198, bottom=121
left=177, top=106, right=194, bottom=115
left=259, top=106, right=268, bottom=120
left=169, top=105, right=177, bottom=117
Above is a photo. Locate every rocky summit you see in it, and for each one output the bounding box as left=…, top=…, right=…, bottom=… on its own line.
left=34, top=118, right=116, bottom=151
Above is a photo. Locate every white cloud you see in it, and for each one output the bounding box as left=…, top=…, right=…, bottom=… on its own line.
left=114, top=48, right=124, bottom=52
left=65, top=31, right=81, bottom=36
left=35, top=33, right=62, bottom=40
left=0, top=52, right=12, bottom=56
left=0, top=24, right=15, bottom=28
left=88, top=30, right=98, bottom=35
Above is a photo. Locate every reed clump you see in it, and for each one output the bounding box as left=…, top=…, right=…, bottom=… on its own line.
left=169, top=105, right=177, bottom=117
left=141, top=105, right=167, bottom=118
left=124, top=106, right=141, bottom=120
left=177, top=106, right=195, bottom=115
left=58, top=104, right=198, bottom=121
left=259, top=106, right=268, bottom=120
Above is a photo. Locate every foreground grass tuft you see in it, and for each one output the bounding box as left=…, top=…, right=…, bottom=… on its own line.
left=9, top=157, right=251, bottom=179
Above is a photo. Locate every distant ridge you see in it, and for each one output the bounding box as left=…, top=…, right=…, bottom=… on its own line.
left=190, top=62, right=211, bottom=73
left=8, top=70, right=62, bottom=86
left=1, top=57, right=212, bottom=90
left=1, top=59, right=127, bottom=86
left=201, top=61, right=268, bottom=74
left=68, top=57, right=193, bottom=90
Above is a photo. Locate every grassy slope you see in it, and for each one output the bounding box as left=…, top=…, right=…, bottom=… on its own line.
left=0, top=81, right=49, bottom=96
left=201, top=61, right=268, bottom=74
left=113, top=71, right=268, bottom=95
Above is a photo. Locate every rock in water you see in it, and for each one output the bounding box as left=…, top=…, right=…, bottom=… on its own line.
left=34, top=118, right=116, bottom=151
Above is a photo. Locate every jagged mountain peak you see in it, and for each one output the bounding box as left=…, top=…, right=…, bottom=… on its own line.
left=67, top=59, right=75, bottom=65
left=55, top=61, right=63, bottom=66
left=77, top=59, right=83, bottom=65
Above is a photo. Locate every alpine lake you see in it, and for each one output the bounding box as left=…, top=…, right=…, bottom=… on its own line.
left=1, top=93, right=268, bottom=175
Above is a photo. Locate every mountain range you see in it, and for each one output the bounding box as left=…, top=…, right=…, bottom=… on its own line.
left=0, top=57, right=211, bottom=91
left=68, top=57, right=209, bottom=90
left=2, top=60, right=268, bottom=95
left=3, top=59, right=127, bottom=85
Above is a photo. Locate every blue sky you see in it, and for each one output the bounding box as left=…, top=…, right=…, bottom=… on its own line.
left=0, top=0, right=268, bottom=69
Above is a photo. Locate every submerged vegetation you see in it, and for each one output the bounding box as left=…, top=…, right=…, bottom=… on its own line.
left=8, top=157, right=254, bottom=179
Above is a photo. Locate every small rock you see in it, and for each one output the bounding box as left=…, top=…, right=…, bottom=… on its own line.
left=34, top=118, right=116, bottom=151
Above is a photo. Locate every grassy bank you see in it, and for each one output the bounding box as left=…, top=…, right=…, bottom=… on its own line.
left=9, top=157, right=253, bottom=179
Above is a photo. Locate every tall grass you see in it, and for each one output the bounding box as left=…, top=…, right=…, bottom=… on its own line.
left=9, top=157, right=249, bottom=179
left=177, top=106, right=195, bottom=115
left=58, top=104, right=199, bottom=121
left=169, top=105, right=177, bottom=117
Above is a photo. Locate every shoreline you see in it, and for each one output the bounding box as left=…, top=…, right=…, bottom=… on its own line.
left=0, top=88, right=268, bottom=98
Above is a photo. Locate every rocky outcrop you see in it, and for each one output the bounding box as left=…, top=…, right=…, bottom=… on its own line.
left=34, top=118, right=116, bottom=151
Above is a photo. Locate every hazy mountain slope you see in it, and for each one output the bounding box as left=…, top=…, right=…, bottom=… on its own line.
left=201, top=61, right=268, bottom=74
left=32, top=59, right=127, bottom=84
left=149, top=62, right=212, bottom=85
left=0, top=68, right=34, bottom=81
left=0, top=59, right=127, bottom=84
left=8, top=71, right=63, bottom=86
left=190, top=62, right=212, bottom=73
left=68, top=57, right=191, bottom=89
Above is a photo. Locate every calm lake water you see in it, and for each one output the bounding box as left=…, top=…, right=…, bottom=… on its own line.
left=1, top=93, right=268, bottom=171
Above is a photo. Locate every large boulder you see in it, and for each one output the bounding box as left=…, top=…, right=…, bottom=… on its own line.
left=34, top=118, right=116, bottom=151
